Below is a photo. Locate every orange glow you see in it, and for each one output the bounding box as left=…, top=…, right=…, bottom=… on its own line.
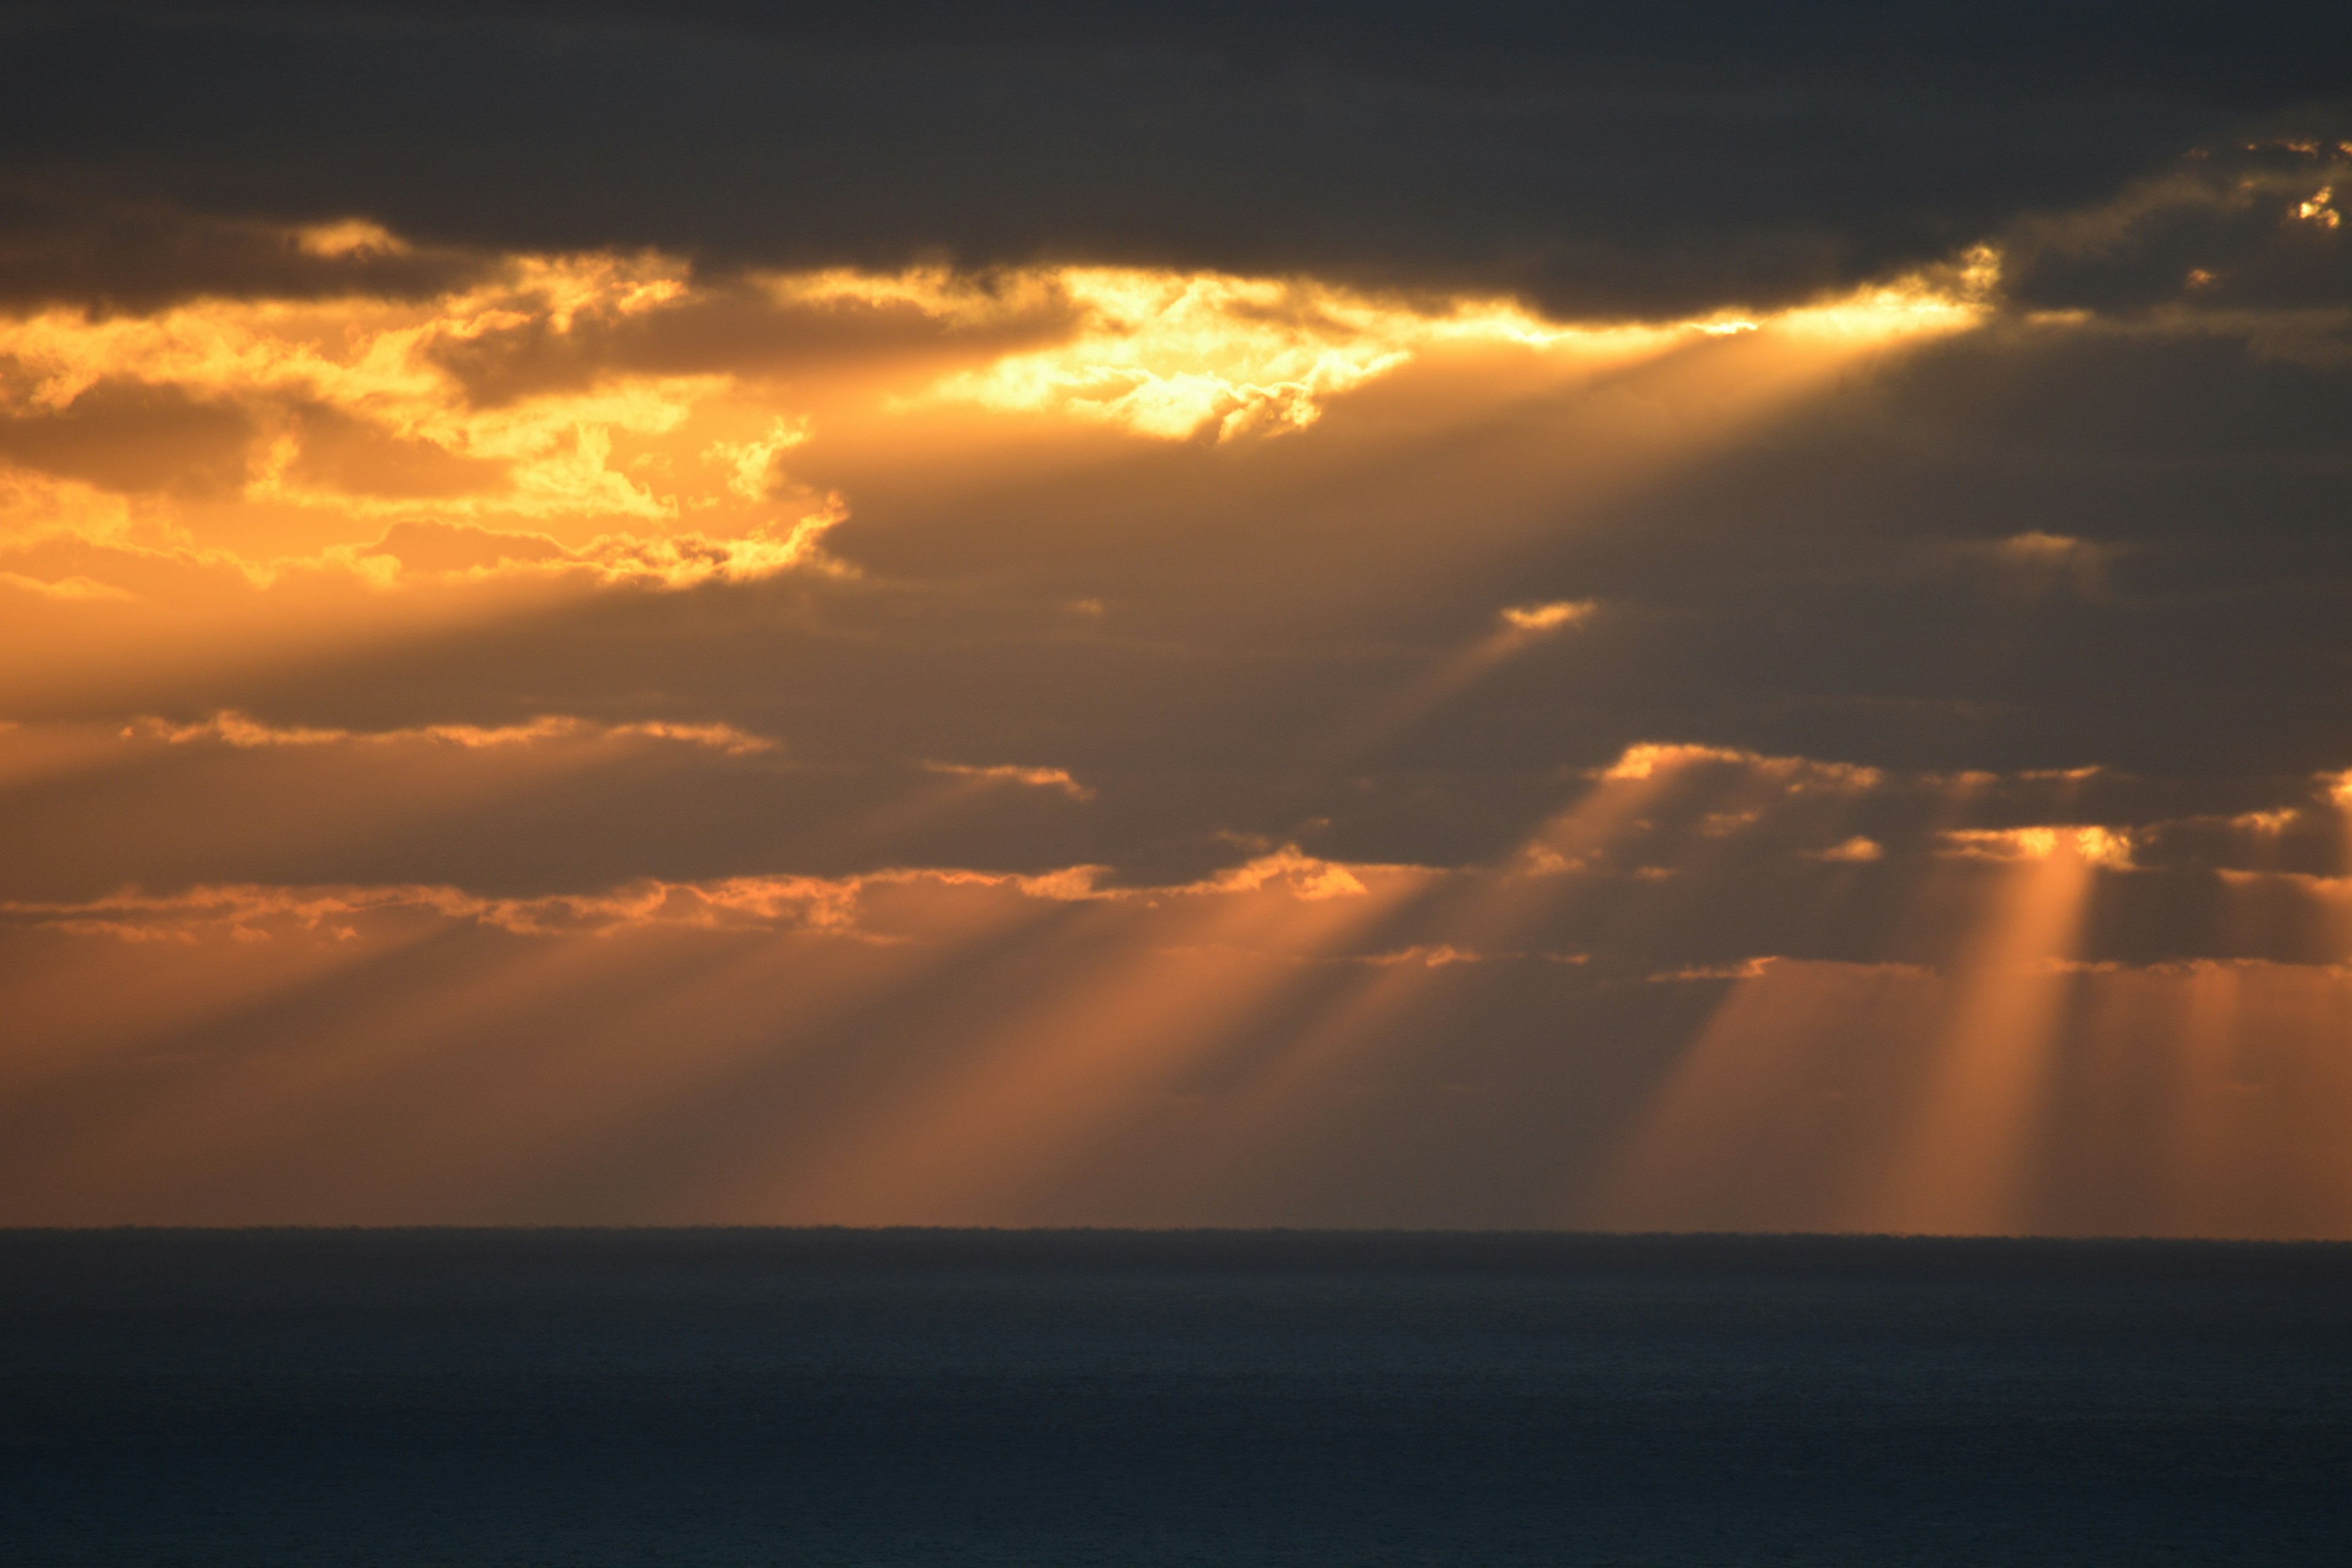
left=12, top=765, right=2352, bottom=1228
left=1769, top=246, right=1999, bottom=341
left=28, top=197, right=2352, bottom=1238
left=0, top=226, right=2004, bottom=722
left=1863, top=831, right=2101, bottom=1232
left=2330, top=770, right=2352, bottom=875
left=1604, top=961, right=1940, bottom=1231
left=760, top=856, right=1433, bottom=1223
left=1498, top=600, right=1595, bottom=632
left=913, top=255, right=1993, bottom=440
left=1602, top=951, right=2352, bottom=1238
left=904, top=267, right=1686, bottom=440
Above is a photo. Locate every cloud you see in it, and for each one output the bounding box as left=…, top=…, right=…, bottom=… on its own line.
left=0, top=379, right=254, bottom=497
left=704, top=417, right=810, bottom=500
left=0, top=876, right=867, bottom=941
left=916, top=270, right=1681, bottom=440
left=2005, top=138, right=2352, bottom=324
left=1940, top=826, right=2136, bottom=868
left=1167, top=846, right=1381, bottom=902
left=0, top=850, right=1412, bottom=946
left=1648, top=957, right=1780, bottom=982
left=0, top=249, right=723, bottom=522
left=922, top=761, right=1093, bottom=801
left=355, top=510, right=856, bottom=589
left=1499, top=600, right=1594, bottom=633
left=123, top=710, right=780, bottom=756
left=2, top=5, right=2337, bottom=321
left=0, top=183, right=493, bottom=314
left=1597, top=742, right=1882, bottom=791
left=0, top=570, right=137, bottom=603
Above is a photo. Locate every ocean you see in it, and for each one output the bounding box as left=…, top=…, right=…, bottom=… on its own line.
left=4, top=1229, right=2348, bottom=1565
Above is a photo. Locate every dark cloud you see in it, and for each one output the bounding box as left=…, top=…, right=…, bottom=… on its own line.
left=2005, top=138, right=2352, bottom=320
left=3, top=2, right=2342, bottom=315
left=0, top=376, right=252, bottom=494
left=0, top=182, right=491, bottom=314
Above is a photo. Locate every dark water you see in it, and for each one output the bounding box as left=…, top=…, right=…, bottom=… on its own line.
left=4, top=1231, right=2351, bottom=1566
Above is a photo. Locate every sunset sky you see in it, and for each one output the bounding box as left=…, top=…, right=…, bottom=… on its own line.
left=4, top=2, right=2351, bottom=1233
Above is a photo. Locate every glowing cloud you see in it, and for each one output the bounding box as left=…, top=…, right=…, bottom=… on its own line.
left=913, top=251, right=1996, bottom=442
left=917, top=268, right=1608, bottom=441
left=1771, top=246, right=2001, bottom=341
left=1943, top=826, right=2135, bottom=869
left=1499, top=600, right=1595, bottom=633
left=123, top=712, right=781, bottom=756
left=922, top=761, right=1094, bottom=800
left=1600, top=742, right=1882, bottom=791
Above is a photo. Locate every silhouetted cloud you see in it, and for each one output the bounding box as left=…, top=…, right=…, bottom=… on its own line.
left=4, top=2, right=2343, bottom=315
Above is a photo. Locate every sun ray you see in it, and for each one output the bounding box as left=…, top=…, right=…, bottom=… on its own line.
left=1863, top=830, right=2108, bottom=1234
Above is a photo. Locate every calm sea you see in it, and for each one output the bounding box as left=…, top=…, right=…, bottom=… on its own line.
left=4, top=1229, right=2349, bottom=1565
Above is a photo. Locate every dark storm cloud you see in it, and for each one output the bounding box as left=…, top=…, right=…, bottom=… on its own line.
left=3, top=1, right=2343, bottom=316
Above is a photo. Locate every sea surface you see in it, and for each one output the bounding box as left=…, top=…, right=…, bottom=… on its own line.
left=3, top=1229, right=2350, bottom=1566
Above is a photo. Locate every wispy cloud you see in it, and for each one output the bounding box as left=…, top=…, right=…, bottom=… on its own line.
left=123, top=712, right=781, bottom=756
left=922, top=760, right=1094, bottom=800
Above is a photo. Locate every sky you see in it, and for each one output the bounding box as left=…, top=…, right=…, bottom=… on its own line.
left=3, top=1, right=2351, bottom=1233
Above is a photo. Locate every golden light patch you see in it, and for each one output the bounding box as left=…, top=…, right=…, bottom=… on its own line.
left=1771, top=245, right=2000, bottom=341
left=1942, top=824, right=2133, bottom=867
left=914, top=255, right=1994, bottom=440
left=1599, top=741, right=1880, bottom=790
left=1499, top=599, right=1594, bottom=632
left=292, top=219, right=411, bottom=259
left=0, top=247, right=828, bottom=597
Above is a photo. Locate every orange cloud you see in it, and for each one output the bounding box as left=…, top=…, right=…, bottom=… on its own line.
left=0, top=849, right=1425, bottom=949
left=1498, top=599, right=1595, bottom=632
left=1942, top=825, right=2135, bottom=868
left=1598, top=741, right=1882, bottom=791
left=123, top=711, right=780, bottom=756
left=921, top=760, right=1094, bottom=800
